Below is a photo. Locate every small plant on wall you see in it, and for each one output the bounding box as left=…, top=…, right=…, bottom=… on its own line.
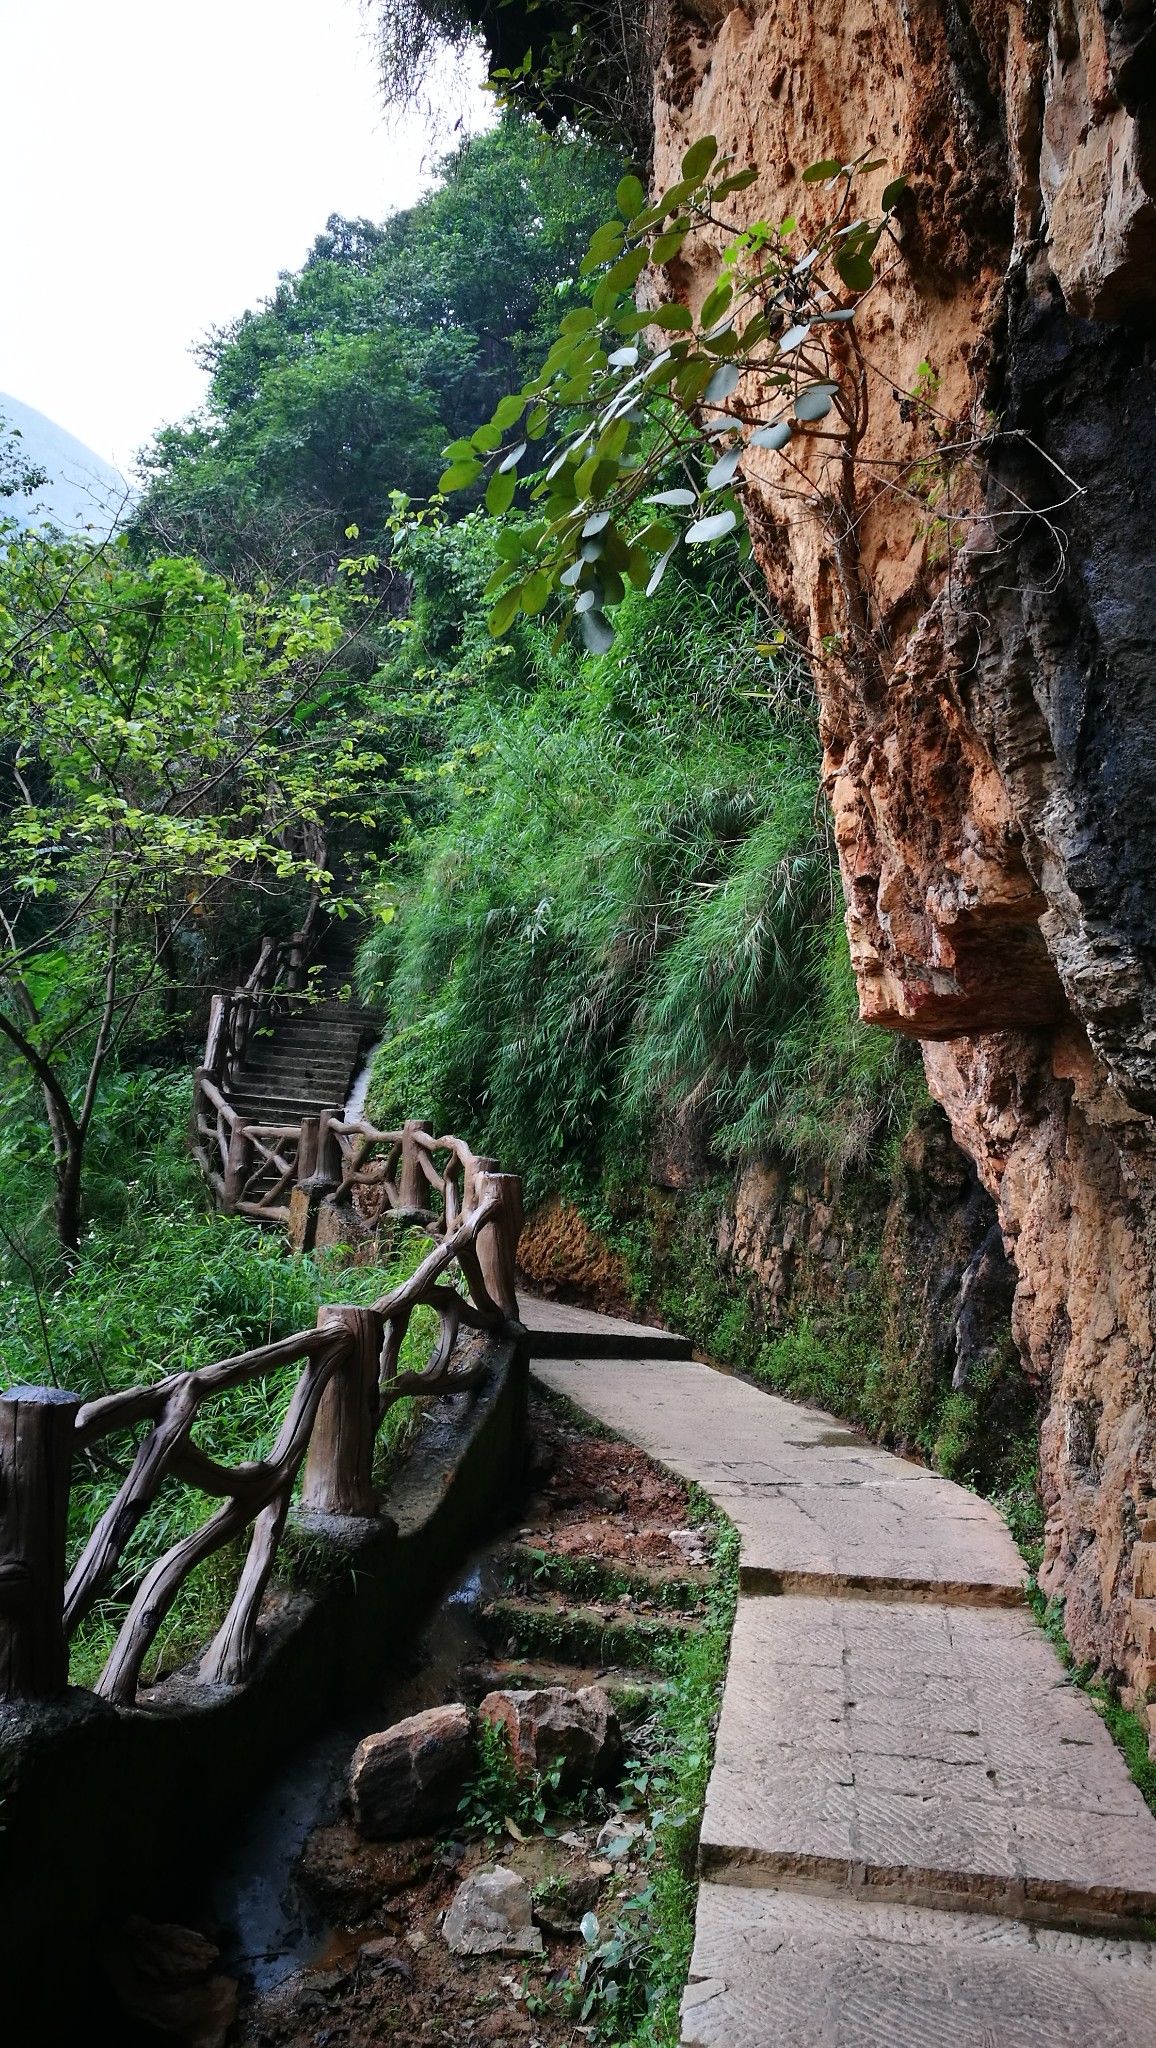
left=438, top=137, right=907, bottom=651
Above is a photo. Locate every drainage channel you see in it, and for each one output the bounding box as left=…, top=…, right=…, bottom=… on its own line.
left=205, top=1545, right=506, bottom=1994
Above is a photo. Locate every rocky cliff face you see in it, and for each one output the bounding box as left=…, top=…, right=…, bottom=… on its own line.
left=650, top=0, right=1156, bottom=1701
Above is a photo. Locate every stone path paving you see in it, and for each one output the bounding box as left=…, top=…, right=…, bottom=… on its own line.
left=526, top=1330, right=1156, bottom=2045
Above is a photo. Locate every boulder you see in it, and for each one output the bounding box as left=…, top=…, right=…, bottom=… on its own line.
left=100, top=1919, right=237, bottom=2048
left=299, top=1823, right=435, bottom=1917
left=442, top=1867, right=543, bottom=1956
left=350, top=1703, right=473, bottom=1840
left=478, top=1684, right=621, bottom=1787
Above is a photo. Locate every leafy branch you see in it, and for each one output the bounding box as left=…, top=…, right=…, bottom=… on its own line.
left=438, top=138, right=906, bottom=653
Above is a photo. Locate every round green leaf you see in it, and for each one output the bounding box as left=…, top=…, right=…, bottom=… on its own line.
left=793, top=383, right=838, bottom=421
left=580, top=608, right=615, bottom=655
left=486, top=467, right=517, bottom=515
left=438, top=460, right=482, bottom=493
left=604, top=246, right=649, bottom=293
left=704, top=362, right=741, bottom=404
left=651, top=228, right=687, bottom=266
left=711, top=167, right=759, bottom=197
left=686, top=507, right=738, bottom=544
left=681, top=135, right=718, bottom=181
left=492, top=393, right=527, bottom=430
left=519, top=571, right=550, bottom=615
left=617, top=172, right=646, bottom=218
left=580, top=221, right=625, bottom=275
left=706, top=445, right=742, bottom=490
left=625, top=545, right=652, bottom=589
left=836, top=249, right=875, bottom=291
left=700, top=281, right=733, bottom=328
left=750, top=420, right=792, bottom=450
left=802, top=158, right=842, bottom=184
left=650, top=303, right=693, bottom=332
left=488, top=588, right=520, bottom=637
left=636, top=518, right=676, bottom=552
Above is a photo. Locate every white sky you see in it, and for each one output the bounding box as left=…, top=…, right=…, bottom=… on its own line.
left=0, top=0, right=489, bottom=475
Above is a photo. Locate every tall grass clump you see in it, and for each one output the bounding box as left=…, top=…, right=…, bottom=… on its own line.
left=358, top=522, right=918, bottom=1199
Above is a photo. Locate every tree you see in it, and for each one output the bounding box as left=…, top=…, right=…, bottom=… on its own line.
left=0, top=414, right=47, bottom=505
left=130, top=114, right=618, bottom=575
left=0, top=531, right=387, bottom=1250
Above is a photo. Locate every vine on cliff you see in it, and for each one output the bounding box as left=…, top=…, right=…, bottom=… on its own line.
left=439, top=138, right=905, bottom=652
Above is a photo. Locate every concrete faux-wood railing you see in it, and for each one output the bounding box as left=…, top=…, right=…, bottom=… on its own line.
left=0, top=1152, right=523, bottom=1709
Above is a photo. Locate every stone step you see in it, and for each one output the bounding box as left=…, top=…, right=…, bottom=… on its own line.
left=228, top=1093, right=346, bottom=1118
left=699, top=1593, right=1156, bottom=1931
left=530, top=1356, right=1027, bottom=1603
left=478, top=1592, right=703, bottom=1670
left=517, top=1295, right=692, bottom=1360
left=506, top=1541, right=713, bottom=1614
left=235, top=1073, right=356, bottom=1089
left=681, top=1885, right=1156, bottom=2047
left=462, top=1657, right=663, bottom=1718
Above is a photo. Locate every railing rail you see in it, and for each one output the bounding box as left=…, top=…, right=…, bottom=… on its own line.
left=196, top=885, right=325, bottom=1136
left=0, top=1159, right=522, bottom=1710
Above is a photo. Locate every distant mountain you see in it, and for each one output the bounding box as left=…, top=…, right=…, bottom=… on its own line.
left=0, top=394, right=129, bottom=534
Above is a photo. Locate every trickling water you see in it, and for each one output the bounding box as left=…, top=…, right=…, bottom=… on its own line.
left=343, top=1037, right=382, bottom=1122
left=206, top=1542, right=505, bottom=1992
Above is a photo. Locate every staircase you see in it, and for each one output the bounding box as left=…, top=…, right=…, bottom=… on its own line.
left=227, top=927, right=374, bottom=1128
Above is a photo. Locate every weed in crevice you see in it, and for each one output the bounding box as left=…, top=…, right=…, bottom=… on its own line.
left=561, top=1506, right=740, bottom=2046
left=456, top=1718, right=583, bottom=1844
left=1021, top=1570, right=1156, bottom=1820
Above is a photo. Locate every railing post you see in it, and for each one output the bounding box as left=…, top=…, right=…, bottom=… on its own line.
left=300, top=1308, right=383, bottom=1516
left=474, top=1172, right=524, bottom=1320
left=398, top=1119, right=433, bottom=1212
left=228, top=991, right=252, bottom=1082
left=311, top=1110, right=344, bottom=1192
left=222, top=1120, right=254, bottom=1213
left=202, top=992, right=226, bottom=1080
left=0, top=1386, right=81, bottom=1701
left=297, top=1115, right=321, bottom=1185
left=463, top=1152, right=499, bottom=1215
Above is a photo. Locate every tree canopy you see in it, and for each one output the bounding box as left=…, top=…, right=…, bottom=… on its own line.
left=0, top=529, right=388, bottom=1245
left=131, top=115, right=618, bottom=576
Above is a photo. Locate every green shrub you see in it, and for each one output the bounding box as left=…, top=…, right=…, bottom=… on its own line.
left=358, top=540, right=915, bottom=1196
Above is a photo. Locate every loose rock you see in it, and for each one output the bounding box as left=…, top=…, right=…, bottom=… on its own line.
left=532, top=1860, right=613, bottom=1935
left=299, top=1822, right=435, bottom=1917
left=100, top=1917, right=237, bottom=2048
left=350, top=1703, right=473, bottom=1839
left=477, top=1684, right=621, bottom=1786
left=442, top=1868, right=544, bottom=1956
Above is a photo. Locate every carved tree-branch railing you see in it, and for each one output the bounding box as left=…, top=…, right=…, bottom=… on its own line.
left=191, top=890, right=327, bottom=1219
left=0, top=1159, right=522, bottom=1709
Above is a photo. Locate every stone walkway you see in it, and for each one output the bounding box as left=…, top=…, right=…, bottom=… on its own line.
left=525, top=1322, right=1156, bottom=2045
